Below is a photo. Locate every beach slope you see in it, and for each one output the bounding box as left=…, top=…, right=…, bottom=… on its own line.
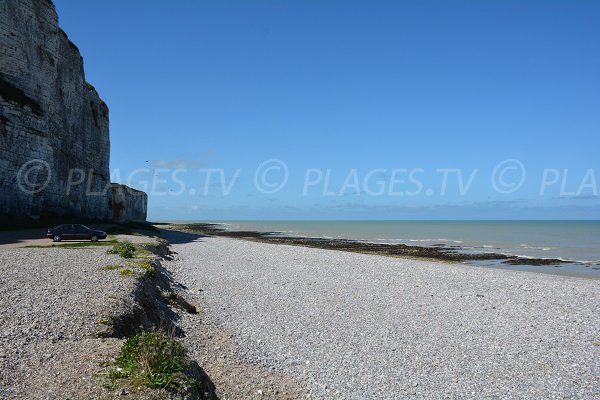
left=164, top=234, right=599, bottom=399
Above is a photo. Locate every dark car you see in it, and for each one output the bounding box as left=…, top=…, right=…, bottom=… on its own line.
left=47, top=224, right=107, bottom=242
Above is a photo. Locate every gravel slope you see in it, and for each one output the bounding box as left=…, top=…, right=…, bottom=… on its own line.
left=0, top=247, right=134, bottom=399
left=164, top=235, right=600, bottom=400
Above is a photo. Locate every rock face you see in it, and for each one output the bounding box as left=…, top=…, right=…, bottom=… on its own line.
left=111, top=184, right=147, bottom=223
left=0, top=0, right=146, bottom=222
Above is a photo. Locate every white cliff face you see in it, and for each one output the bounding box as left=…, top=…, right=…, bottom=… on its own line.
left=0, top=0, right=146, bottom=222
left=111, top=184, right=148, bottom=223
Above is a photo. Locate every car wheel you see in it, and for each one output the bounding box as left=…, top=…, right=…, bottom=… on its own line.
left=53, top=235, right=61, bottom=242
left=91, top=235, right=98, bottom=242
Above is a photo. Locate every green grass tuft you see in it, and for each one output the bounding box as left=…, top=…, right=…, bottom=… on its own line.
left=109, top=331, right=185, bottom=389
left=118, top=268, right=135, bottom=277
left=136, top=260, right=156, bottom=278
left=107, top=241, right=136, bottom=258
left=101, top=264, right=121, bottom=271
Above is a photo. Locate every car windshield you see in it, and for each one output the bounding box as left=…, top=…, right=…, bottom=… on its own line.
left=78, top=225, right=90, bottom=230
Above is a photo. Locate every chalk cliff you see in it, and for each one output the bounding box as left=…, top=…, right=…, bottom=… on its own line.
left=0, top=0, right=146, bottom=222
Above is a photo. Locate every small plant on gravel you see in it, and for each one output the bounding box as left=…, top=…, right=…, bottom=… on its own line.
left=107, top=241, right=136, bottom=258
left=166, top=291, right=177, bottom=302
left=119, top=268, right=135, bottom=277
left=109, top=331, right=185, bottom=389
left=101, top=264, right=121, bottom=270
left=136, top=260, right=156, bottom=278
left=163, top=291, right=178, bottom=306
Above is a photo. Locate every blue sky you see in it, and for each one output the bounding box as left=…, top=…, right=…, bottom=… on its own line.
left=53, top=0, right=599, bottom=220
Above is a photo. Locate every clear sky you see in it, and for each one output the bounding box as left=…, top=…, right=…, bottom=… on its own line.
left=53, top=0, right=599, bottom=220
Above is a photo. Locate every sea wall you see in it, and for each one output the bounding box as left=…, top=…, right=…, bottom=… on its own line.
left=0, top=0, right=146, bottom=222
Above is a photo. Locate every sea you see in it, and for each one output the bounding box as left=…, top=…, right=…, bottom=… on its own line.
left=195, top=220, right=600, bottom=279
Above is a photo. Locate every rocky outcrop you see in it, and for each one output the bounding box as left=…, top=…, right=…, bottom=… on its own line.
left=0, top=0, right=146, bottom=222
left=111, top=184, right=147, bottom=223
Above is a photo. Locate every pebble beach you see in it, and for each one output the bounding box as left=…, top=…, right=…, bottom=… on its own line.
left=163, top=233, right=600, bottom=399
left=1, top=230, right=598, bottom=399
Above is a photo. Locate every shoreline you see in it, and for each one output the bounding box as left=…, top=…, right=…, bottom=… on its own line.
left=157, top=222, right=600, bottom=279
